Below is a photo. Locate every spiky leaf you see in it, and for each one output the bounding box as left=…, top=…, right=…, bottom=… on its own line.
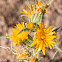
left=28, top=34, right=33, bottom=41
left=53, top=27, right=60, bottom=32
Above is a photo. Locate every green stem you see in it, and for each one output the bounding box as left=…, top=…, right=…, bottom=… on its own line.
left=0, top=46, right=16, bottom=54
left=52, top=50, right=58, bottom=60
left=32, top=14, right=37, bottom=23
left=53, top=45, right=62, bottom=52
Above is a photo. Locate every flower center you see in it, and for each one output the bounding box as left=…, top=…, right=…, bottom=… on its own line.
left=41, top=35, right=45, bottom=39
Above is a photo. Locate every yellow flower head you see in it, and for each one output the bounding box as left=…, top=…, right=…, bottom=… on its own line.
left=16, top=48, right=29, bottom=59
left=34, top=1, right=48, bottom=14
left=28, top=22, right=34, bottom=29
left=20, top=7, right=33, bottom=18
left=34, top=1, right=44, bottom=14
left=31, top=21, right=57, bottom=55
left=9, top=22, right=29, bottom=45
left=28, top=58, right=36, bottom=62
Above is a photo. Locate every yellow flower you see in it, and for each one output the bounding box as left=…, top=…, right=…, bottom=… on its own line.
left=28, top=58, right=36, bottom=62
left=20, top=1, right=48, bottom=18
left=34, top=1, right=44, bottom=14
left=28, top=22, right=34, bottom=29
left=34, top=1, right=48, bottom=14
left=31, top=21, right=57, bottom=55
left=9, top=22, right=29, bottom=45
left=16, top=48, right=29, bottom=59
left=20, top=7, right=33, bottom=18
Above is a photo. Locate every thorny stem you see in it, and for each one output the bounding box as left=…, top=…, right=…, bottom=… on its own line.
left=53, top=45, right=62, bottom=52
left=47, top=0, right=54, bottom=5
left=0, top=46, right=16, bottom=54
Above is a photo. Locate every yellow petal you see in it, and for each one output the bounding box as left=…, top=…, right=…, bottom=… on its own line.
left=23, top=9, right=28, bottom=14
left=42, top=44, right=45, bottom=55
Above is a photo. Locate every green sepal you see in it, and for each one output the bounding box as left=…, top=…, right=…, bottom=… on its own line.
left=23, top=40, right=32, bottom=47
left=23, top=39, right=35, bottom=49
left=34, top=23, right=39, bottom=28
left=28, top=34, right=33, bottom=41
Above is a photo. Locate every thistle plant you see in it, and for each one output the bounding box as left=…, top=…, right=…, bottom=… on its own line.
left=0, top=0, right=62, bottom=62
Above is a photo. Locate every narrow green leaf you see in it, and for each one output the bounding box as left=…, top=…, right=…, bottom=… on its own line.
left=23, top=40, right=31, bottom=47
left=31, top=13, right=35, bottom=22
left=0, top=36, right=9, bottom=38
left=17, top=28, right=29, bottom=36
left=53, top=45, right=62, bottom=52
left=41, top=3, right=48, bottom=20
left=17, top=28, right=35, bottom=36
left=47, top=0, right=54, bottom=5
left=53, top=27, right=60, bottom=32
left=43, top=3, right=47, bottom=11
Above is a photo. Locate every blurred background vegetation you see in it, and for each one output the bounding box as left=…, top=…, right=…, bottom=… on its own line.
left=0, top=0, right=62, bottom=62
